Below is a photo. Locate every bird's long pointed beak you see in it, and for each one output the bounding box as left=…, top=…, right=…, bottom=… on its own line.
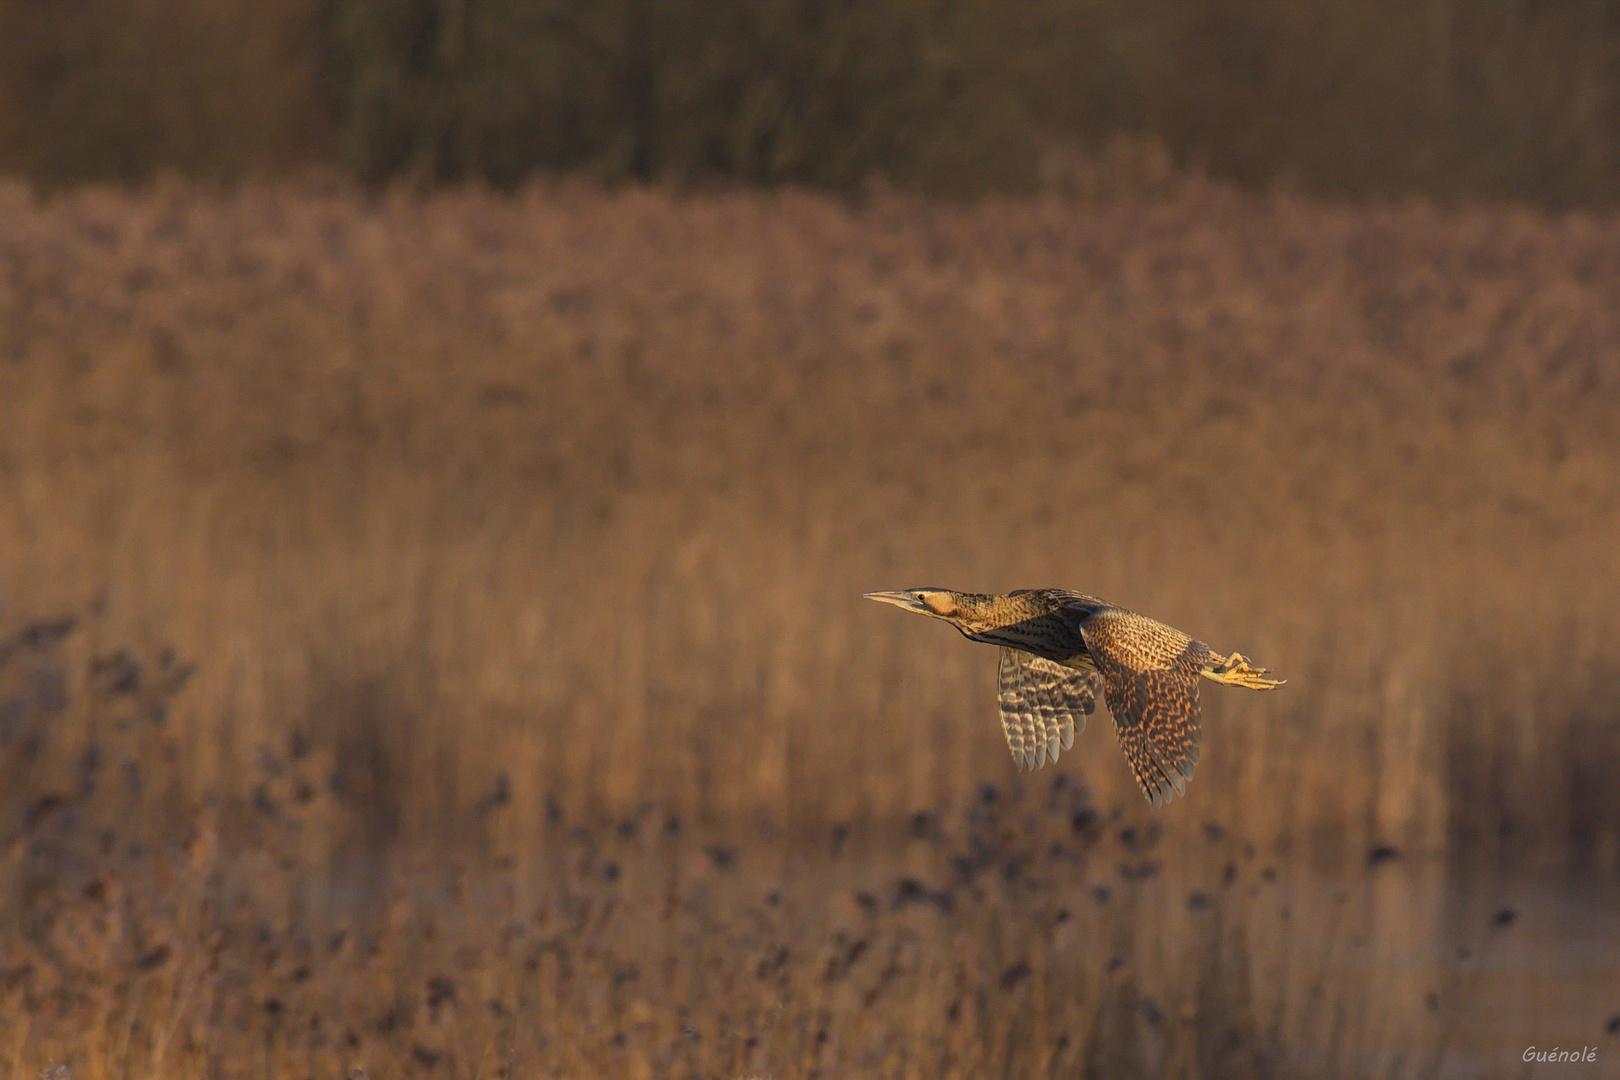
left=863, top=590, right=927, bottom=613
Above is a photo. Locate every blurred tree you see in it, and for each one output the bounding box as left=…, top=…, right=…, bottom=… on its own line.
left=0, top=0, right=327, bottom=184
left=323, top=0, right=1082, bottom=191
left=1147, top=0, right=1620, bottom=206
left=4, top=0, right=1620, bottom=203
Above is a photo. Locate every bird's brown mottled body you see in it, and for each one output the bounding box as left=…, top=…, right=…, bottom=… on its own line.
left=864, top=587, right=1283, bottom=806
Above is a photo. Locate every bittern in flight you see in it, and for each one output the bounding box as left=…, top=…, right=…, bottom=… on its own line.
left=865, top=589, right=1283, bottom=806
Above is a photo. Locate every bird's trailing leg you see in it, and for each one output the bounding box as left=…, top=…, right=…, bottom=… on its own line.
left=1202, top=652, right=1286, bottom=690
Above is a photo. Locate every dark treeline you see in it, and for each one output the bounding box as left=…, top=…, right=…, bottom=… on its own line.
left=3, top=0, right=1620, bottom=204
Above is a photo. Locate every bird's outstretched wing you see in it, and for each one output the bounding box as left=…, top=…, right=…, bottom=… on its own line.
left=996, top=647, right=1098, bottom=771
left=1074, top=608, right=1209, bottom=806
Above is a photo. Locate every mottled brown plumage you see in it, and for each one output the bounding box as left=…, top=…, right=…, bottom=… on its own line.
left=864, top=588, right=1284, bottom=806
left=996, top=647, right=1094, bottom=770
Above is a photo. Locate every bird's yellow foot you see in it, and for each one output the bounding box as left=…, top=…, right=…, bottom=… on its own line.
left=1204, top=652, right=1286, bottom=690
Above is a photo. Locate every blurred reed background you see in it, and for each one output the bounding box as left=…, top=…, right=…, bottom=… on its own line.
left=0, top=1, right=1618, bottom=1077
left=0, top=177, right=1616, bottom=1077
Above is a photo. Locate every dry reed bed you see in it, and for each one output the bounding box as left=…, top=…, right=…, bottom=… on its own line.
left=0, top=177, right=1614, bottom=851
left=1, top=652, right=1534, bottom=1078
left=1, top=178, right=1618, bottom=1076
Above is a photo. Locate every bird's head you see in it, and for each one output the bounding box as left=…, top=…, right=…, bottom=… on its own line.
left=863, top=588, right=979, bottom=627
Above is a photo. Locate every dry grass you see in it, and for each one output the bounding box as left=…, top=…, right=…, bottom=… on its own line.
left=1, top=176, right=1618, bottom=1077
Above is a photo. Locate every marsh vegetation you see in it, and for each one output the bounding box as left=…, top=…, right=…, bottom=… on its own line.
left=1, top=176, right=1617, bottom=1076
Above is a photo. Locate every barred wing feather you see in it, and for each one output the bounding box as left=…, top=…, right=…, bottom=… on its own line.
left=996, top=647, right=1098, bottom=771
left=1074, top=607, right=1210, bottom=806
